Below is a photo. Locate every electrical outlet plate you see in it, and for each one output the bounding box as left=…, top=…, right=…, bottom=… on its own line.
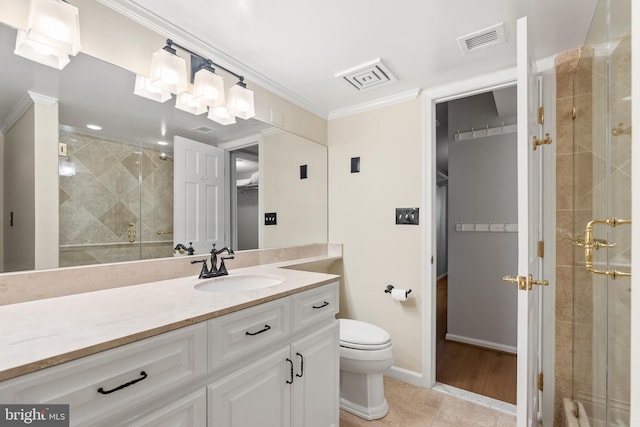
left=396, top=208, right=419, bottom=225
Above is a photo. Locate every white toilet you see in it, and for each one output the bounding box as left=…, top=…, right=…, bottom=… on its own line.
left=339, top=318, right=395, bottom=420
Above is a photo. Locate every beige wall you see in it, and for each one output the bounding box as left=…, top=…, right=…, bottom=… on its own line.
left=33, top=99, right=59, bottom=270
left=0, top=0, right=327, bottom=145
left=4, top=105, right=35, bottom=271
left=328, top=99, right=423, bottom=372
left=261, top=130, right=327, bottom=248
left=4, top=98, right=59, bottom=272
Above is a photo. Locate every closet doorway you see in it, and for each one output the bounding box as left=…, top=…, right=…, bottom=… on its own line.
left=435, top=88, right=518, bottom=404
left=229, top=145, right=259, bottom=250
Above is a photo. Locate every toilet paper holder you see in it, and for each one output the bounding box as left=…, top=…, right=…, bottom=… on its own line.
left=384, top=285, right=412, bottom=297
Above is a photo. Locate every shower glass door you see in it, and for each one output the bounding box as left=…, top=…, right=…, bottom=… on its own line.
left=572, top=0, right=631, bottom=424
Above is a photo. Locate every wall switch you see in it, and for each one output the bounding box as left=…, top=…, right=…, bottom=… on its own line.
left=396, top=208, right=419, bottom=225
left=58, top=143, right=68, bottom=156
left=351, top=157, right=360, bottom=173
left=300, top=164, right=308, bottom=179
left=265, top=212, right=277, bottom=225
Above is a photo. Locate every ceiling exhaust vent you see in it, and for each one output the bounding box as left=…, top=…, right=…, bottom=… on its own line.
left=334, top=58, right=396, bottom=91
left=457, top=23, right=506, bottom=55
left=192, top=125, right=217, bottom=133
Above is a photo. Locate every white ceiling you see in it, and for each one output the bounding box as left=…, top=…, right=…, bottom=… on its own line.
left=101, top=0, right=599, bottom=118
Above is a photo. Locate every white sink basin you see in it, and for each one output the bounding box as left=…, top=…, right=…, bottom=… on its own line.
left=194, top=274, right=284, bottom=293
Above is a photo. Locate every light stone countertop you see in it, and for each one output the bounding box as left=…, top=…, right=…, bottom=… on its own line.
left=0, top=263, right=340, bottom=382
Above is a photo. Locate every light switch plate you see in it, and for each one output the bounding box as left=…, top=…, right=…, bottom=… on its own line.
left=265, top=212, right=277, bottom=225
left=396, top=208, right=419, bottom=225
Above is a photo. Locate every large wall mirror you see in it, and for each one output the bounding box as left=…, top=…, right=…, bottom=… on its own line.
left=0, top=21, right=328, bottom=274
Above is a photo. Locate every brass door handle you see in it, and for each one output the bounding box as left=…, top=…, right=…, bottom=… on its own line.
left=128, top=223, right=137, bottom=243
left=503, top=274, right=549, bottom=291
left=584, top=217, right=631, bottom=279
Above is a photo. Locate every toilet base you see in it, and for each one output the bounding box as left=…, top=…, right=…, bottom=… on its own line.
left=340, top=396, right=389, bottom=420
left=339, top=370, right=389, bottom=420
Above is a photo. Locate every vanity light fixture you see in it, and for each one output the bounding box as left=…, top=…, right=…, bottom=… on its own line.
left=14, top=0, right=81, bottom=70
left=134, top=39, right=255, bottom=125
left=134, top=74, right=171, bottom=103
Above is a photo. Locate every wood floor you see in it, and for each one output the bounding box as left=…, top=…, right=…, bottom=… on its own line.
left=436, top=277, right=517, bottom=404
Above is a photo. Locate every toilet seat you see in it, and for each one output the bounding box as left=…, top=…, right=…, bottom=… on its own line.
left=339, top=319, right=391, bottom=351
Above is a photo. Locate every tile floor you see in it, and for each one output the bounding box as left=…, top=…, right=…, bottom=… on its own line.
left=339, top=377, right=517, bottom=427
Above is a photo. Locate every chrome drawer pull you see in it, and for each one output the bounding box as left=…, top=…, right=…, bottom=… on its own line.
left=97, top=371, right=147, bottom=395
left=245, top=324, right=271, bottom=336
left=312, top=301, right=329, bottom=309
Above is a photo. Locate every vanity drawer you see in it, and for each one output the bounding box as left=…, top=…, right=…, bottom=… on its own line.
left=207, top=297, right=291, bottom=371
left=0, top=323, right=207, bottom=427
left=292, top=281, right=339, bottom=332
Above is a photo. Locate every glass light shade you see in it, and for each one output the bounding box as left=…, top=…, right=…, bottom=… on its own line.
left=192, top=68, right=225, bottom=108
left=133, top=74, right=171, bottom=103
left=149, top=48, right=188, bottom=94
left=175, top=90, right=208, bottom=115
left=227, top=84, right=255, bottom=119
left=208, top=106, right=236, bottom=125
left=58, top=160, right=76, bottom=177
left=14, top=0, right=81, bottom=69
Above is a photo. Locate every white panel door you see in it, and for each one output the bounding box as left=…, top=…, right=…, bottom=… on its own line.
left=174, top=136, right=225, bottom=255
left=515, top=16, right=544, bottom=427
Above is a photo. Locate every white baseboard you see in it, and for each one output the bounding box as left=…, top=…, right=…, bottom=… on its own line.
left=385, top=365, right=425, bottom=387
left=445, top=333, right=516, bottom=354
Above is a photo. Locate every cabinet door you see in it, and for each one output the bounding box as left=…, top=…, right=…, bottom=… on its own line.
left=207, top=347, right=291, bottom=427
left=291, top=322, right=339, bottom=427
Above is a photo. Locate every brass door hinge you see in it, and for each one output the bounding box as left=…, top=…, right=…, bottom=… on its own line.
left=431, top=255, right=434, bottom=265
left=537, top=107, right=544, bottom=125
left=537, top=372, right=544, bottom=391
left=572, top=106, right=577, bottom=120
left=537, top=240, right=544, bottom=258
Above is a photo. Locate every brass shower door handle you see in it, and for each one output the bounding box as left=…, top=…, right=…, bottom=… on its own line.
left=128, top=223, right=137, bottom=243
left=583, top=217, right=631, bottom=279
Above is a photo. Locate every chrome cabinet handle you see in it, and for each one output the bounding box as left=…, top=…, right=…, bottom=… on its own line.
left=286, top=358, right=294, bottom=384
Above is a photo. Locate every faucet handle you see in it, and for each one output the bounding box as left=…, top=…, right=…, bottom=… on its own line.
left=190, top=259, right=210, bottom=279
left=187, top=242, right=195, bottom=255
left=218, top=256, right=234, bottom=276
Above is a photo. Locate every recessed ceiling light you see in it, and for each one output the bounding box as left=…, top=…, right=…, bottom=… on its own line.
left=86, top=124, right=102, bottom=130
left=157, top=141, right=169, bottom=146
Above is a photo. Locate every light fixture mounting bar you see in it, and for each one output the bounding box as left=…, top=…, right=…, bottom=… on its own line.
left=165, top=39, right=246, bottom=87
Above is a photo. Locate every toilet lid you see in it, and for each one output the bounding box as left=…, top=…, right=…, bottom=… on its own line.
left=339, top=319, right=391, bottom=349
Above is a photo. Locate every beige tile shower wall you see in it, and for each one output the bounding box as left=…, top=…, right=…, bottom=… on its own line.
left=328, top=98, right=423, bottom=373
left=554, top=48, right=582, bottom=427
left=58, top=131, right=173, bottom=267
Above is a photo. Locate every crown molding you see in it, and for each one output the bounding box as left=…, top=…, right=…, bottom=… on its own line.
left=327, top=88, right=421, bottom=120
left=96, top=0, right=329, bottom=119
left=1, top=91, right=59, bottom=134
left=28, top=91, right=59, bottom=105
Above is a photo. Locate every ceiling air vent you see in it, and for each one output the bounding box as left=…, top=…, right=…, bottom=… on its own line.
left=334, top=58, right=396, bottom=91
left=457, top=23, right=506, bottom=55
left=192, top=125, right=216, bottom=133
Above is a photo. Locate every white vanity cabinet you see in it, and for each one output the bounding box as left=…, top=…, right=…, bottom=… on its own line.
left=207, top=282, right=339, bottom=427
left=0, top=322, right=208, bottom=427
left=0, top=281, right=339, bottom=427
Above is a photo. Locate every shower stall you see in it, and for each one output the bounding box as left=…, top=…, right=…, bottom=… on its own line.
left=564, top=0, right=632, bottom=425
